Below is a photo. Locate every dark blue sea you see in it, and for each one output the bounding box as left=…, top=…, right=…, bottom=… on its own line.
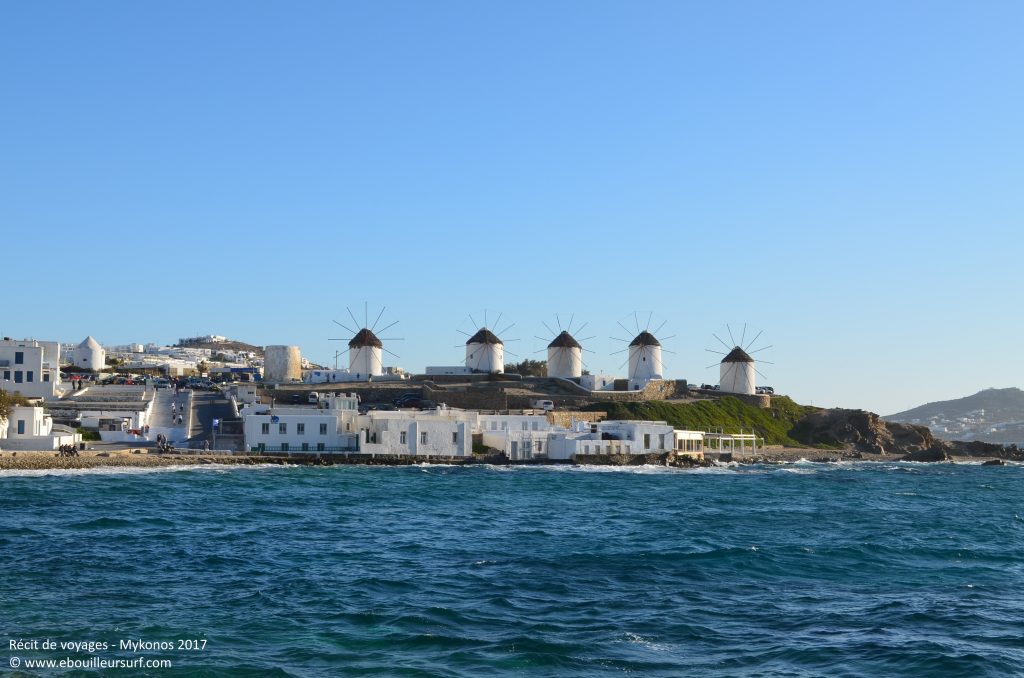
left=2, top=461, right=1024, bottom=677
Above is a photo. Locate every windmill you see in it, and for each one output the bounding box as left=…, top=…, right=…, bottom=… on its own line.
left=705, top=323, right=772, bottom=395
left=457, top=310, right=517, bottom=374
left=611, top=312, right=675, bottom=390
left=329, top=303, right=402, bottom=379
left=535, top=314, right=595, bottom=378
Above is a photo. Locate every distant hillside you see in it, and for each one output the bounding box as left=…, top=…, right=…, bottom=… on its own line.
left=176, top=338, right=264, bottom=356
left=884, top=388, right=1024, bottom=444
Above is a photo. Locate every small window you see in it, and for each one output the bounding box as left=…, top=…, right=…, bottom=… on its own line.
left=452, top=432, right=458, bottom=444
left=535, top=440, right=543, bottom=452
left=43, top=372, right=50, bottom=382
left=532, top=421, right=538, bottom=431
left=317, top=443, right=325, bottom=451
left=14, top=371, right=22, bottom=383
left=522, top=422, right=528, bottom=431
left=279, top=423, right=287, bottom=434
left=2, top=371, right=8, bottom=380
left=281, top=443, right=289, bottom=451
left=258, top=443, right=266, bottom=452
left=14, top=351, right=23, bottom=365
left=297, top=423, right=305, bottom=435
left=400, top=431, right=407, bottom=444
left=501, top=421, right=507, bottom=430
left=17, top=420, right=25, bottom=435
left=644, top=433, right=651, bottom=450
left=26, top=371, right=33, bottom=383
left=261, top=423, right=269, bottom=435
left=490, top=421, right=497, bottom=430
left=420, top=432, right=428, bottom=444
left=301, top=443, right=309, bottom=451
left=320, top=423, right=328, bottom=435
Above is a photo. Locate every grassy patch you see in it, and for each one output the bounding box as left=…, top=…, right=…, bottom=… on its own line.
left=581, top=396, right=822, bottom=447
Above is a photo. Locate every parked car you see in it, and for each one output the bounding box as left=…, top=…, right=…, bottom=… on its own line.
left=393, top=392, right=421, bottom=406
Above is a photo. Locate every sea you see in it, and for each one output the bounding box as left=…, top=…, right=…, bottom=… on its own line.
left=2, top=461, right=1023, bottom=677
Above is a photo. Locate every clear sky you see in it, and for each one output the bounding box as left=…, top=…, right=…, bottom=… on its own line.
left=2, top=2, right=1021, bottom=415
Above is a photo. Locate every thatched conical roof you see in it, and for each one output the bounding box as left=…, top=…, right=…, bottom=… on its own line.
left=629, top=331, right=660, bottom=347
left=722, top=346, right=754, bottom=363
left=466, top=328, right=502, bottom=346
left=548, top=331, right=581, bottom=349
left=349, top=328, right=383, bottom=348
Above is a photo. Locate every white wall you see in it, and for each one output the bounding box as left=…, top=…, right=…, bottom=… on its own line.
left=465, top=343, right=503, bottom=373
left=627, top=345, right=663, bottom=390
left=720, top=361, right=756, bottom=395
left=349, top=346, right=383, bottom=378
left=547, top=346, right=582, bottom=378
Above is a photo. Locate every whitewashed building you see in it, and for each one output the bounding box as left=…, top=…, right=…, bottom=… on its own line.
left=547, top=331, right=583, bottom=379
left=0, top=405, right=79, bottom=450
left=465, top=328, right=504, bottom=374
left=348, top=328, right=384, bottom=379
left=720, top=346, right=756, bottom=395
left=545, top=420, right=705, bottom=461
left=66, top=336, right=106, bottom=371
left=242, top=393, right=361, bottom=452
left=627, top=331, right=663, bottom=390
left=0, top=338, right=60, bottom=399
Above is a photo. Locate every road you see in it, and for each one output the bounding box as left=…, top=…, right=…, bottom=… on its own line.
left=150, top=387, right=191, bottom=444
left=186, top=391, right=235, bottom=448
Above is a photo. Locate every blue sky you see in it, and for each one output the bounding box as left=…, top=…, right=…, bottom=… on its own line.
left=2, top=2, right=1021, bottom=415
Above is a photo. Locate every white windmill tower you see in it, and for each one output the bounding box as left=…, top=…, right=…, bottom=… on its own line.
left=461, top=311, right=514, bottom=374
left=537, top=315, right=594, bottom=379
left=706, top=324, right=772, bottom=395
left=329, top=304, right=402, bottom=380
left=612, top=313, right=674, bottom=390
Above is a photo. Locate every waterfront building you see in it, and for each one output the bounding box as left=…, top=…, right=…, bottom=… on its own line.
left=0, top=404, right=79, bottom=450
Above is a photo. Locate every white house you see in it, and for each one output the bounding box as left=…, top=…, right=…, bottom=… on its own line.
left=0, top=405, right=79, bottom=450
left=0, top=338, right=60, bottom=399
left=544, top=420, right=705, bottom=461
left=242, top=393, right=361, bottom=452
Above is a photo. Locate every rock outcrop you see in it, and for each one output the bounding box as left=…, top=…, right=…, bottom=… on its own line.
left=789, top=408, right=937, bottom=455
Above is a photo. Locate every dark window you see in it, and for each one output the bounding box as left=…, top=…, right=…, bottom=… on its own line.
left=43, top=372, right=50, bottom=382
left=261, top=423, right=269, bottom=435
left=14, top=371, right=23, bottom=383
left=3, top=371, right=9, bottom=380
left=279, top=423, right=287, bottom=434
left=14, top=352, right=23, bottom=364
left=301, top=443, right=309, bottom=451
left=297, top=423, right=305, bottom=435
left=17, top=420, right=26, bottom=435
left=26, top=371, right=33, bottom=383
left=281, top=443, right=289, bottom=452
left=319, top=423, right=328, bottom=435
left=316, top=443, right=325, bottom=451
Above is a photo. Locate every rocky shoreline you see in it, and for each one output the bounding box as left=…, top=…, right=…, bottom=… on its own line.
left=0, top=445, right=1018, bottom=473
